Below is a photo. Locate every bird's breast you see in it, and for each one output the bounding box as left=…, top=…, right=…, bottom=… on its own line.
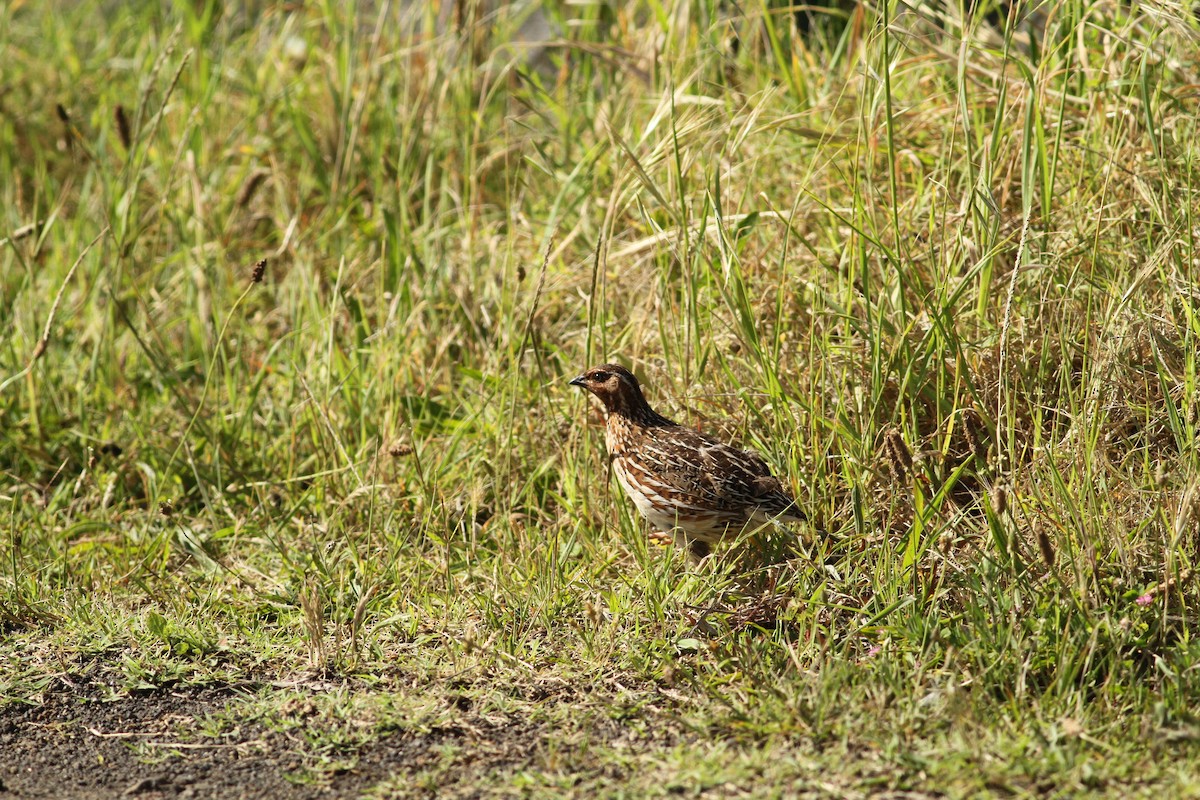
left=610, top=455, right=675, bottom=530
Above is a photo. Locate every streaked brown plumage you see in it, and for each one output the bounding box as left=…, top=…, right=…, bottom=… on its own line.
left=570, top=363, right=804, bottom=561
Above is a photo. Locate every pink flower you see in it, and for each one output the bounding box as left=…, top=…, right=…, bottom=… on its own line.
left=867, top=645, right=882, bottom=657
left=1136, top=593, right=1153, bottom=607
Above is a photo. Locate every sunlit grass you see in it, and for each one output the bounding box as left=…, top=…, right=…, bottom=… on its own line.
left=2, top=0, right=1199, bottom=795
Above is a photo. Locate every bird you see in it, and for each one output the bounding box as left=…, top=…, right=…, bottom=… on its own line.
left=569, top=363, right=805, bottom=562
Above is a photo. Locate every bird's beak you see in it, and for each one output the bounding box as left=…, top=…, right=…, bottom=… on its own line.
left=568, top=375, right=587, bottom=388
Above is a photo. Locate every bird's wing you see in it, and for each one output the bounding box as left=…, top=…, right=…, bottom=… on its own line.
left=643, top=426, right=802, bottom=520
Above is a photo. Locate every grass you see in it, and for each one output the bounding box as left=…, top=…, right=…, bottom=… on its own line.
left=2, top=0, right=1200, bottom=796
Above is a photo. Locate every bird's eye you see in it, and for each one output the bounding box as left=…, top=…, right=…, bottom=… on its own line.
left=590, top=371, right=609, bottom=382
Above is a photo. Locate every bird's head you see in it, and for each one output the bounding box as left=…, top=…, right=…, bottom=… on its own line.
left=569, top=363, right=654, bottom=418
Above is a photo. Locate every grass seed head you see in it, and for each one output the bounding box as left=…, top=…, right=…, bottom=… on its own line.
left=1037, top=528, right=1055, bottom=569
left=937, top=530, right=956, bottom=552
left=237, top=168, right=270, bottom=208
left=114, top=104, right=131, bottom=149
left=882, top=428, right=913, bottom=481
left=961, top=409, right=988, bottom=466
left=992, top=484, right=1009, bottom=517
left=10, top=220, right=42, bottom=241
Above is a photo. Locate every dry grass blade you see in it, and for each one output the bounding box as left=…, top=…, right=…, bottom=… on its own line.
left=0, top=227, right=108, bottom=395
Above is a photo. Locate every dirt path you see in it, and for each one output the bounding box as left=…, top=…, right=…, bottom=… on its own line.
left=0, top=680, right=431, bottom=799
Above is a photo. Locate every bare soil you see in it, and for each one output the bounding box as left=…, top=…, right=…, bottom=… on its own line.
left=0, top=678, right=459, bottom=800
